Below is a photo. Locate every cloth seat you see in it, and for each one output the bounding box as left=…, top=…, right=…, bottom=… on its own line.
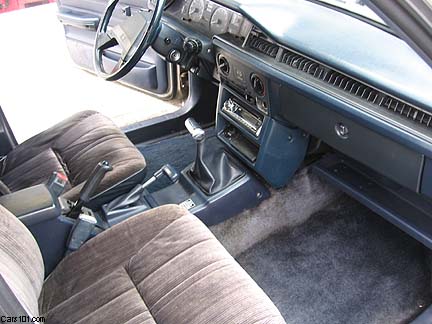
left=0, top=204, right=285, bottom=324
left=0, top=110, right=146, bottom=201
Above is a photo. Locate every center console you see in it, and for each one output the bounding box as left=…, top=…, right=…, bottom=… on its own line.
left=101, top=119, right=270, bottom=226
left=214, top=43, right=309, bottom=187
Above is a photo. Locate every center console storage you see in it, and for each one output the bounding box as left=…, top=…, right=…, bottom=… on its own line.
left=0, top=183, right=76, bottom=274
left=0, top=184, right=61, bottom=226
left=220, top=125, right=259, bottom=163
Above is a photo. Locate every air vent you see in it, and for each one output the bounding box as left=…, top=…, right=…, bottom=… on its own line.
left=251, top=74, right=265, bottom=96
left=380, top=97, right=432, bottom=127
left=217, top=55, right=230, bottom=76
left=279, top=49, right=432, bottom=129
left=248, top=35, right=279, bottom=58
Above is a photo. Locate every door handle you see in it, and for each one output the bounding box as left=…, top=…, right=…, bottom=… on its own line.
left=57, top=11, right=100, bottom=30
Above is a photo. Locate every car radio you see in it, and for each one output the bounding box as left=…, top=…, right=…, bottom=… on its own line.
left=221, top=98, right=264, bottom=137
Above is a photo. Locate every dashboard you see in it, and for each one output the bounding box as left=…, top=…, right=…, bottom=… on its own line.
left=148, top=0, right=432, bottom=255
left=156, top=0, right=432, bottom=201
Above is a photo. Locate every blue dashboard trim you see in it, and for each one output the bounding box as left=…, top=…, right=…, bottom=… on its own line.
left=214, top=36, right=432, bottom=159
left=215, top=0, right=432, bottom=112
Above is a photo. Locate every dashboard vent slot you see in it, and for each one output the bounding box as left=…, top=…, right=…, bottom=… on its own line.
left=380, top=97, right=432, bottom=127
left=279, top=49, right=432, bottom=129
left=248, top=35, right=279, bottom=58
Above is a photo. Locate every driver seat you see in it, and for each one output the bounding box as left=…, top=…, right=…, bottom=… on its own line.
left=0, top=204, right=286, bottom=323
left=0, top=110, right=146, bottom=201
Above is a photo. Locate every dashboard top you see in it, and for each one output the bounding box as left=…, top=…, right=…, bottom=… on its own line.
left=208, top=0, right=432, bottom=111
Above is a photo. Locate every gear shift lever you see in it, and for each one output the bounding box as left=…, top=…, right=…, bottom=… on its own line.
left=185, top=118, right=245, bottom=195
left=68, top=160, right=113, bottom=218
left=185, top=118, right=205, bottom=142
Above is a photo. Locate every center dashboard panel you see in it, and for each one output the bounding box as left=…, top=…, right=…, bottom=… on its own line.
left=213, top=44, right=309, bottom=188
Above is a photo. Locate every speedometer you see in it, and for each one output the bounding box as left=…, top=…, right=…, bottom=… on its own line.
left=189, top=0, right=206, bottom=22
left=210, top=7, right=230, bottom=34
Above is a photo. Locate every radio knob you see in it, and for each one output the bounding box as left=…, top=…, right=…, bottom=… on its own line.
left=225, top=99, right=235, bottom=111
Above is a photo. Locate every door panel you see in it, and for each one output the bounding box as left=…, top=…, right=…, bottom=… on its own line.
left=57, top=0, right=173, bottom=96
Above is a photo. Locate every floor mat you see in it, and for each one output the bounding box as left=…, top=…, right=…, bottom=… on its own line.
left=136, top=129, right=217, bottom=192
left=210, top=167, right=341, bottom=257
left=237, top=197, right=432, bottom=324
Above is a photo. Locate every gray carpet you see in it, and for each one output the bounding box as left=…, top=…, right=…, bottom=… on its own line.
left=237, top=197, right=432, bottom=324
left=210, top=167, right=341, bottom=257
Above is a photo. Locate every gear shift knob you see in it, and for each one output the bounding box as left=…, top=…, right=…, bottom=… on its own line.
left=185, top=118, right=205, bottom=141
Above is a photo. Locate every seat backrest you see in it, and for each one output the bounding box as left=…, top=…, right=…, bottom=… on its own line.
left=0, top=205, right=44, bottom=317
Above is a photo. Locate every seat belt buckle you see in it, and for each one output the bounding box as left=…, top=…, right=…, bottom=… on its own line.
left=47, top=171, right=68, bottom=197
left=66, top=214, right=97, bottom=253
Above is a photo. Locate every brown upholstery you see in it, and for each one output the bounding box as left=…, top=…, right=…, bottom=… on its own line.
left=0, top=205, right=44, bottom=317
left=0, top=110, right=146, bottom=201
left=0, top=203, right=286, bottom=323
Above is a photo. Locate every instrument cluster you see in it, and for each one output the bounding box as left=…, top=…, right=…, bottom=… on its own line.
left=167, top=0, right=252, bottom=38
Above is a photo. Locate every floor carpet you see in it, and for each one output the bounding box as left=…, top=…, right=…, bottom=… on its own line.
left=210, top=167, right=341, bottom=257
left=237, top=197, right=432, bottom=324
left=136, top=129, right=217, bottom=192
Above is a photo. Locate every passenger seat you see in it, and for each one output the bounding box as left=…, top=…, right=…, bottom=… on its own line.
left=0, top=110, right=146, bottom=201
left=0, top=204, right=285, bottom=323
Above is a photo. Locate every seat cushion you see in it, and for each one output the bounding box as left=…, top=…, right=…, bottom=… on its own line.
left=0, top=205, right=44, bottom=317
left=40, top=205, right=285, bottom=324
left=1, top=148, right=71, bottom=193
left=0, top=111, right=146, bottom=201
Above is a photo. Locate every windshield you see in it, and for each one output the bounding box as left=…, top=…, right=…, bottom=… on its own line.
left=316, top=0, right=386, bottom=25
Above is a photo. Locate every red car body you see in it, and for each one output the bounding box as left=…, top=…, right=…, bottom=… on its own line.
left=0, top=0, right=55, bottom=13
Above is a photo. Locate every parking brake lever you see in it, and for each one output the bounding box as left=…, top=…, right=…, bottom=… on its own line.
left=105, top=164, right=179, bottom=212
left=69, top=160, right=112, bottom=218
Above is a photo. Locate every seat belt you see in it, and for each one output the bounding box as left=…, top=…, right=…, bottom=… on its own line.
left=0, top=180, right=11, bottom=195
left=0, top=274, right=38, bottom=323
left=65, top=213, right=98, bottom=255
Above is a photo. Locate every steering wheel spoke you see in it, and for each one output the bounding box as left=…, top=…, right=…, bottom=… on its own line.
left=96, top=31, right=118, bottom=51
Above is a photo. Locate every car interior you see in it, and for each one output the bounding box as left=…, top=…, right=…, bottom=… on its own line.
left=1, top=0, right=432, bottom=323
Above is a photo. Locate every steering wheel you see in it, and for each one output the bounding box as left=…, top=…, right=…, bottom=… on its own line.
left=94, top=0, right=166, bottom=81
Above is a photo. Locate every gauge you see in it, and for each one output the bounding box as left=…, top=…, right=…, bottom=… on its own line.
left=228, top=13, right=243, bottom=35
left=240, top=20, right=253, bottom=38
left=189, top=0, right=206, bottom=22
left=210, top=7, right=231, bottom=34
left=180, top=0, right=193, bottom=18
left=203, top=1, right=214, bottom=21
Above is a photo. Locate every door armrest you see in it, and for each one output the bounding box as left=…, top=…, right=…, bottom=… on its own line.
left=57, top=10, right=100, bottom=30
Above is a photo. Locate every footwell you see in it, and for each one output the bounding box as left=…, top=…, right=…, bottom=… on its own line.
left=237, top=197, right=432, bottom=324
